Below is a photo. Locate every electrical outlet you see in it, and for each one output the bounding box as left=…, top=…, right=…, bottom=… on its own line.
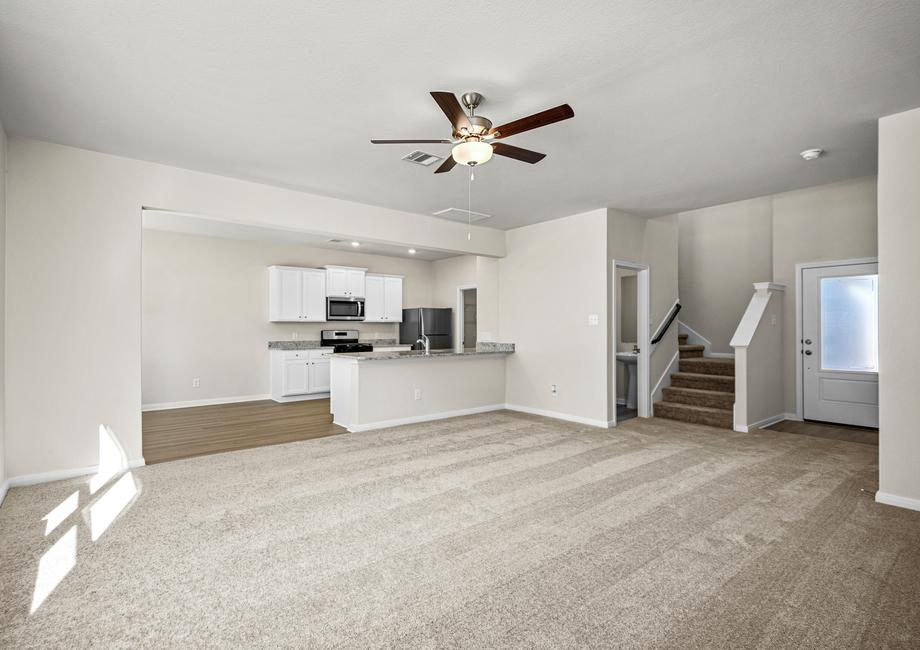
left=770, top=314, right=777, bottom=326
left=414, top=388, right=422, bottom=400
left=588, top=314, right=599, bottom=326
left=192, top=378, right=200, bottom=388
left=551, top=384, right=558, bottom=397
left=292, top=332, right=299, bottom=340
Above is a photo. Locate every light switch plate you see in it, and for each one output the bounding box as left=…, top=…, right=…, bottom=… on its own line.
left=588, top=314, right=599, bottom=326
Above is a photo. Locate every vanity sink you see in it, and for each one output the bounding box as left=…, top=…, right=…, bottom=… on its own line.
left=616, top=351, right=639, bottom=409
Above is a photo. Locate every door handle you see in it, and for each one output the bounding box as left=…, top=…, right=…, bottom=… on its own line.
left=804, top=350, right=813, bottom=356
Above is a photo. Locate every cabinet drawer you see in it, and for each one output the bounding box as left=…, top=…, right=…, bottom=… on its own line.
left=281, top=350, right=311, bottom=360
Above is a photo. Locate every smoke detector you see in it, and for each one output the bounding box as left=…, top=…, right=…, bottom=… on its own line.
left=800, top=148, right=824, bottom=161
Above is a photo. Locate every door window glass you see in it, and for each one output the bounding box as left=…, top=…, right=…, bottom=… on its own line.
left=820, top=274, right=878, bottom=372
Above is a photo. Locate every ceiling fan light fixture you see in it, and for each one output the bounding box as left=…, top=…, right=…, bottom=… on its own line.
left=452, top=140, right=493, bottom=166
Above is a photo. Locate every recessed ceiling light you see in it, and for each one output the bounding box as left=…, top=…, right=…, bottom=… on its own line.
left=408, top=249, right=416, bottom=255
left=800, top=148, right=823, bottom=161
left=350, top=241, right=360, bottom=247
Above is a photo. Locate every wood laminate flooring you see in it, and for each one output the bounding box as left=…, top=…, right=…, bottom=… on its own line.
left=142, top=398, right=344, bottom=464
left=763, top=418, right=878, bottom=446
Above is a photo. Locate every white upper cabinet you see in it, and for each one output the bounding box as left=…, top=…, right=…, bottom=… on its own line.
left=364, top=273, right=404, bottom=322
left=325, top=266, right=367, bottom=298
left=384, top=276, right=403, bottom=321
left=269, top=266, right=326, bottom=322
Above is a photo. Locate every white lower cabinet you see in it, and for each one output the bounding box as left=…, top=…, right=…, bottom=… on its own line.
left=271, top=349, right=334, bottom=401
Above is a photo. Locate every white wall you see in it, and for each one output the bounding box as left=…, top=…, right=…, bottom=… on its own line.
left=475, top=256, right=500, bottom=341
left=431, top=255, right=477, bottom=309
left=143, top=230, right=435, bottom=406
left=0, top=119, right=6, bottom=499
left=678, top=197, right=773, bottom=353
left=501, top=209, right=610, bottom=425
left=732, top=288, right=784, bottom=430
left=877, top=107, right=920, bottom=508
left=5, top=138, right=505, bottom=479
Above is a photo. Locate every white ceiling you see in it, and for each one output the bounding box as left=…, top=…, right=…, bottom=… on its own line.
left=142, top=210, right=458, bottom=261
left=1, top=1, right=919, bottom=229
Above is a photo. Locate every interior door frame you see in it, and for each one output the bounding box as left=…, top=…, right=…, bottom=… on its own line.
left=612, top=260, right=651, bottom=422
left=794, top=256, right=879, bottom=421
left=456, top=284, right=477, bottom=352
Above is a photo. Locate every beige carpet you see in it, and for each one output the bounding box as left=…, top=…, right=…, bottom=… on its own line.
left=1, top=411, right=919, bottom=648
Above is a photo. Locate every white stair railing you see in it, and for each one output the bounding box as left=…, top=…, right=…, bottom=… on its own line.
left=730, top=283, right=786, bottom=432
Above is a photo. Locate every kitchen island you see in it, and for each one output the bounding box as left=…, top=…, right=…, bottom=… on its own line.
left=329, top=345, right=514, bottom=432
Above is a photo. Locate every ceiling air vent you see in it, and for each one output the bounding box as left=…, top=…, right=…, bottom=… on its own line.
left=402, top=150, right=442, bottom=166
left=432, top=207, right=492, bottom=223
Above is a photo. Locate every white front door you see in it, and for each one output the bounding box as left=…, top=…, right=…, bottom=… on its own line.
left=802, top=262, right=879, bottom=427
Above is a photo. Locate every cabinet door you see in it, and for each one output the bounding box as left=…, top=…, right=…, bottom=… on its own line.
left=364, top=275, right=385, bottom=321
left=302, top=270, right=326, bottom=321
left=309, top=359, right=331, bottom=393
left=384, top=277, right=403, bottom=321
left=273, top=268, right=303, bottom=321
left=282, top=360, right=310, bottom=396
left=326, top=268, right=348, bottom=296
left=346, top=270, right=366, bottom=297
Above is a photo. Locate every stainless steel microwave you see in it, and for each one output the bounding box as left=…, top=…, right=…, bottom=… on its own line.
left=326, top=296, right=365, bottom=321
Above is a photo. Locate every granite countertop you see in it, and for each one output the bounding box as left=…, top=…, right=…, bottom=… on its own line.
left=331, top=343, right=515, bottom=362
left=268, top=338, right=399, bottom=350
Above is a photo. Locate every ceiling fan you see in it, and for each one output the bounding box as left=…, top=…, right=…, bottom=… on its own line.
left=371, top=91, right=574, bottom=174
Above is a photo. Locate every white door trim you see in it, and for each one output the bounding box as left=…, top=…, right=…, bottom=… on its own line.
left=456, top=284, right=477, bottom=352
left=794, top=257, right=879, bottom=421
left=612, top=260, right=651, bottom=421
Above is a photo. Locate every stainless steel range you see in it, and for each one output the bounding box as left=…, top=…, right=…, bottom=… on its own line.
left=320, top=329, right=373, bottom=353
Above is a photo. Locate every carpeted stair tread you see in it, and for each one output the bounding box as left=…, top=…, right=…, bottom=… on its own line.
left=679, top=357, right=735, bottom=376
left=662, top=386, right=734, bottom=410
left=678, top=333, right=689, bottom=344
left=679, top=344, right=705, bottom=359
left=670, top=371, right=735, bottom=392
left=655, top=401, right=734, bottom=429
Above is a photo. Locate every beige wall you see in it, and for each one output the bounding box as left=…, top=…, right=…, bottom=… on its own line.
left=501, top=209, right=610, bottom=425
left=431, top=255, right=477, bottom=309
left=678, top=197, right=773, bottom=353
left=676, top=177, right=878, bottom=415
left=143, top=230, right=435, bottom=406
left=608, top=210, right=680, bottom=419
left=475, top=256, right=500, bottom=341
left=877, top=107, right=920, bottom=506
left=0, top=120, right=6, bottom=494
left=772, top=176, right=878, bottom=414
left=5, top=138, right=505, bottom=479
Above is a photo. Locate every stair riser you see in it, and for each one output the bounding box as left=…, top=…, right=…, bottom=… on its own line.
left=679, top=360, right=735, bottom=376
left=662, top=388, right=734, bottom=410
left=679, top=349, right=704, bottom=359
left=671, top=374, right=734, bottom=392
left=655, top=404, right=733, bottom=429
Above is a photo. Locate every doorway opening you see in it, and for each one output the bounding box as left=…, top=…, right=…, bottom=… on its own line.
left=457, top=285, right=477, bottom=351
left=795, top=257, right=879, bottom=428
left=612, top=261, right=651, bottom=423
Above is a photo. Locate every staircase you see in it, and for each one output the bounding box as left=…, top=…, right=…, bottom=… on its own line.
left=655, top=333, right=735, bottom=429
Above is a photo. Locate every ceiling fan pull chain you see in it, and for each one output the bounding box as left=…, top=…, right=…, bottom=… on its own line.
left=468, top=165, right=473, bottom=241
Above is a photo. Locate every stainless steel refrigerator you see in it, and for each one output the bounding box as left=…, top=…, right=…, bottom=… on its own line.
left=399, top=308, right=453, bottom=350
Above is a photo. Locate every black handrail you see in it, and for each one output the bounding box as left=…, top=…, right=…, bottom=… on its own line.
left=650, top=302, right=681, bottom=345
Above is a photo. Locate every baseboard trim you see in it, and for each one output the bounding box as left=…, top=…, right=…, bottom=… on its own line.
left=746, top=412, right=789, bottom=431
left=142, top=394, right=272, bottom=411
left=504, top=403, right=611, bottom=428
left=0, top=480, right=9, bottom=508
left=651, top=350, right=680, bottom=409
left=875, top=491, right=920, bottom=513
left=8, top=458, right=146, bottom=489
left=347, top=404, right=506, bottom=432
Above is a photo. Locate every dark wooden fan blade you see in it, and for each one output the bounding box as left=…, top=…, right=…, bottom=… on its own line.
left=430, top=92, right=471, bottom=132
left=370, top=139, right=452, bottom=144
left=491, top=104, right=574, bottom=139
left=491, top=142, right=546, bottom=164
left=433, top=156, right=458, bottom=174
